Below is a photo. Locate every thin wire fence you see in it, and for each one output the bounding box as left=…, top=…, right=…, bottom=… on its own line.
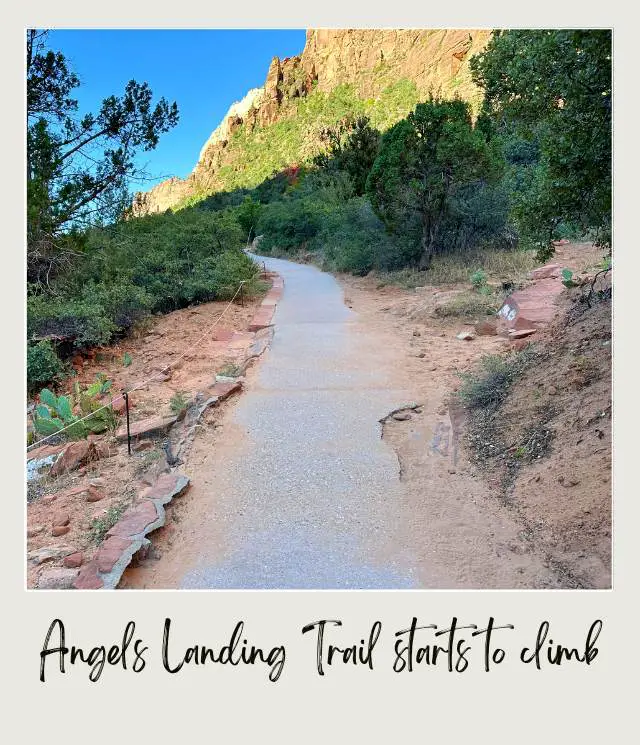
left=26, top=273, right=263, bottom=453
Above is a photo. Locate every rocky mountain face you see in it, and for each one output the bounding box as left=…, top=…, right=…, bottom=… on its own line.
left=132, top=28, right=492, bottom=216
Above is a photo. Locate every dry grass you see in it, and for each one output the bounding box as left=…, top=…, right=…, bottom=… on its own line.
left=433, top=291, right=499, bottom=319
left=380, top=248, right=537, bottom=289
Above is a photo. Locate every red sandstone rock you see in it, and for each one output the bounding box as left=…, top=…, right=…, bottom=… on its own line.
left=63, top=552, right=83, bottom=568
left=531, top=263, right=562, bottom=280
left=474, top=318, right=498, bottom=336
left=73, top=561, right=104, bottom=589
left=509, top=328, right=537, bottom=339
left=26, top=442, right=67, bottom=463
left=86, top=486, right=106, bottom=503
left=37, top=567, right=79, bottom=589
left=497, top=278, right=565, bottom=333
left=248, top=306, right=275, bottom=332
left=52, top=511, right=70, bottom=527
left=107, top=500, right=158, bottom=538
left=115, top=415, right=177, bottom=442
left=50, top=441, right=90, bottom=477
left=209, top=381, right=241, bottom=401
left=96, top=536, right=134, bottom=573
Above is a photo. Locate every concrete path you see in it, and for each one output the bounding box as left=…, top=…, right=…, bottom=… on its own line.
left=180, top=255, right=418, bottom=588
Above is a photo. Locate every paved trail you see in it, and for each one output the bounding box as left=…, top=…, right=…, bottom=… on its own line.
left=178, top=255, right=418, bottom=588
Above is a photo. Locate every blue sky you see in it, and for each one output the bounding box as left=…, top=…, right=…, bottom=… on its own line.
left=49, top=30, right=307, bottom=191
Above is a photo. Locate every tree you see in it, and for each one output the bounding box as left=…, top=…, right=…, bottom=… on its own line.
left=27, top=30, right=179, bottom=285
left=236, top=196, right=263, bottom=243
left=366, top=98, right=502, bottom=269
left=470, top=30, right=611, bottom=259
left=313, top=115, right=380, bottom=196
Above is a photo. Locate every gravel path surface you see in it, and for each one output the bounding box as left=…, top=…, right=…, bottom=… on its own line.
left=180, top=255, right=418, bottom=588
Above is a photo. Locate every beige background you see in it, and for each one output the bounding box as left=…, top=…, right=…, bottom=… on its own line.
left=5, top=2, right=635, bottom=741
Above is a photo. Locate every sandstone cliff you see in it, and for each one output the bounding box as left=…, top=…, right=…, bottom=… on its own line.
left=132, top=28, right=491, bottom=216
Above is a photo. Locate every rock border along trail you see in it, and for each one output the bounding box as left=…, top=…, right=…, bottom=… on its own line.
left=67, top=270, right=283, bottom=589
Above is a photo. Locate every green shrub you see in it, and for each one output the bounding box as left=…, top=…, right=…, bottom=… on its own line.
left=317, top=197, right=407, bottom=275
left=257, top=198, right=325, bottom=254
left=169, top=391, right=190, bottom=416
left=470, top=269, right=488, bottom=289
left=458, top=346, right=538, bottom=411
left=26, top=205, right=260, bottom=358
left=27, top=341, right=66, bottom=392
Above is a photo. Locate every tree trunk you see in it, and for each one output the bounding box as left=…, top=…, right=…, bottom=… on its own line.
left=418, top=219, right=433, bottom=271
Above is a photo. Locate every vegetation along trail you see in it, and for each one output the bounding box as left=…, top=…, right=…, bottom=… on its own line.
left=125, top=254, right=563, bottom=589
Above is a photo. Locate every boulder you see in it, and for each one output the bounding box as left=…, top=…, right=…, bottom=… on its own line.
left=508, top=328, right=537, bottom=340
left=37, top=567, right=79, bottom=590
left=52, top=511, right=70, bottom=527
left=115, top=415, right=177, bottom=442
left=63, top=552, right=84, bottom=569
left=474, top=318, right=498, bottom=336
left=50, top=441, right=92, bottom=477
left=52, top=525, right=70, bottom=537
left=456, top=331, right=476, bottom=341
left=530, top=263, right=562, bottom=280
left=27, top=545, right=76, bottom=565
left=86, top=486, right=107, bottom=503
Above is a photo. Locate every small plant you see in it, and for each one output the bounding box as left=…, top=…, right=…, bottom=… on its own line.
left=33, top=388, right=85, bottom=439
left=218, top=363, right=242, bottom=378
left=169, top=391, right=190, bottom=416
left=89, top=502, right=127, bottom=545
left=122, top=352, right=133, bottom=367
left=561, top=268, right=579, bottom=288
left=72, top=374, right=119, bottom=433
left=457, top=346, right=539, bottom=411
left=27, top=340, right=67, bottom=393
left=470, top=269, right=488, bottom=290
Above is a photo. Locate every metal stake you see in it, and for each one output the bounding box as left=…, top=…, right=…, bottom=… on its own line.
left=124, top=391, right=131, bottom=455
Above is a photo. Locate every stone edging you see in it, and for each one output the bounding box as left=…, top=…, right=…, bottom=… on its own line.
left=70, top=269, right=284, bottom=589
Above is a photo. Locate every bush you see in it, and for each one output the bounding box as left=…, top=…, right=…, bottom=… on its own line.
left=317, top=197, right=408, bottom=275
left=26, top=205, right=260, bottom=356
left=27, top=341, right=66, bottom=393
left=257, top=198, right=325, bottom=254
left=458, top=347, right=538, bottom=411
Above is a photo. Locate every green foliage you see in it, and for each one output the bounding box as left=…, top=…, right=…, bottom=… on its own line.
left=366, top=97, right=504, bottom=269
left=122, top=352, right=132, bottom=367
left=471, top=30, right=611, bottom=256
left=27, top=30, right=179, bottom=286
left=169, top=391, right=190, bottom=416
left=33, top=374, right=119, bottom=440
left=27, top=207, right=258, bottom=350
left=317, top=198, right=409, bottom=275
left=236, top=196, right=263, bottom=242
left=561, top=268, right=579, bottom=288
left=33, top=388, right=84, bottom=439
left=89, top=502, right=127, bottom=545
left=457, top=346, right=538, bottom=411
left=470, top=269, right=488, bottom=289
left=27, top=340, right=67, bottom=392
left=313, top=116, right=380, bottom=196
left=257, top=198, right=325, bottom=254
